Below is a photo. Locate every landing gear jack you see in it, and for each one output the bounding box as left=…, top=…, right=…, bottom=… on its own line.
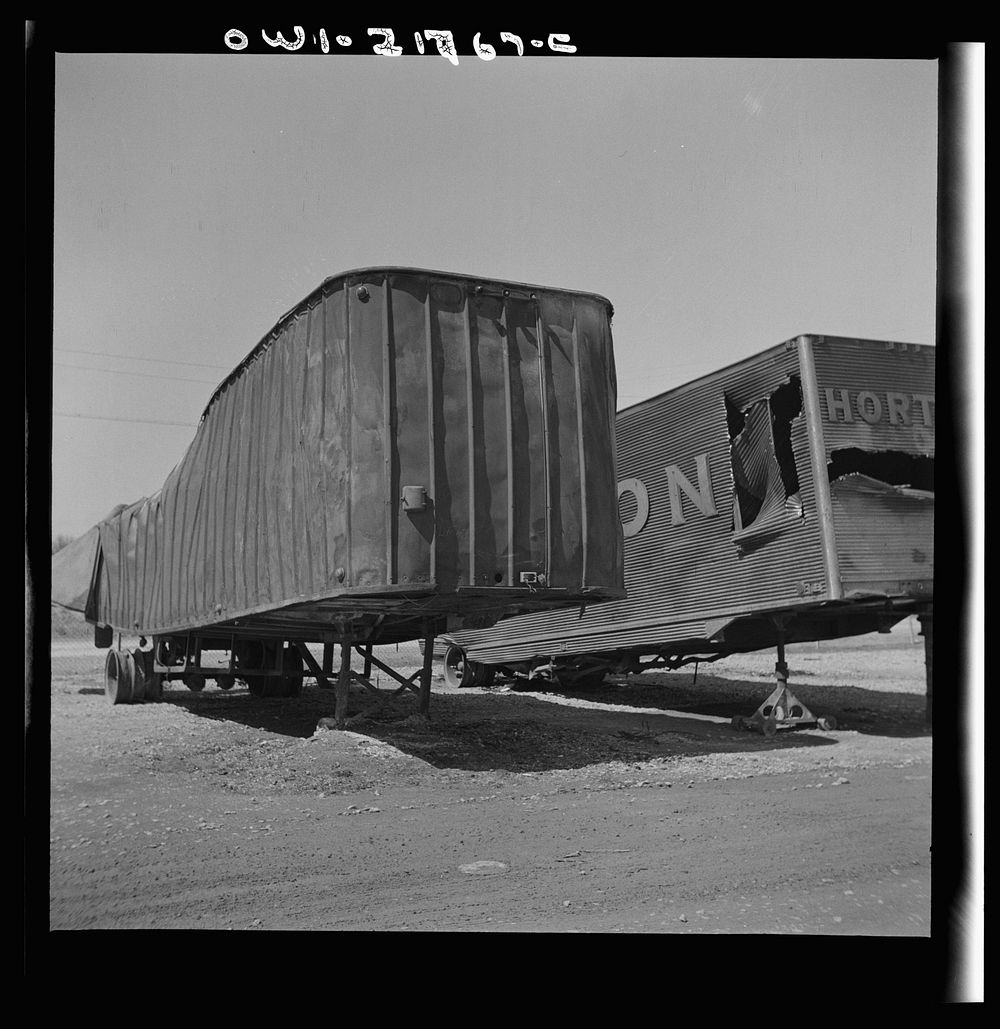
left=731, top=636, right=836, bottom=737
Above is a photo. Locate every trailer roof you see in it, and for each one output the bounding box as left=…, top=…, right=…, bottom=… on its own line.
left=201, top=266, right=615, bottom=422
left=616, top=334, right=935, bottom=417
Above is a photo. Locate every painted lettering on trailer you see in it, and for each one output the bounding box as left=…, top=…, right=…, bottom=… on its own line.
left=618, top=453, right=719, bottom=539
left=823, top=388, right=934, bottom=427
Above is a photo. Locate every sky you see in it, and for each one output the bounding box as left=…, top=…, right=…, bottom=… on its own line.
left=50, top=49, right=942, bottom=541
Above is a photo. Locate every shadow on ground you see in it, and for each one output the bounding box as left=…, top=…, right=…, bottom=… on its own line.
left=158, top=675, right=850, bottom=774
left=577, top=671, right=931, bottom=740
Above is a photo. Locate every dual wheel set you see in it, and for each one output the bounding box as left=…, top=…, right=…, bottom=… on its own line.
left=103, top=637, right=306, bottom=705
left=104, top=648, right=163, bottom=705
left=442, top=646, right=495, bottom=688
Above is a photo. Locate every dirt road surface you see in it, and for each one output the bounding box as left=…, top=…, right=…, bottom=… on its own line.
left=39, top=626, right=942, bottom=945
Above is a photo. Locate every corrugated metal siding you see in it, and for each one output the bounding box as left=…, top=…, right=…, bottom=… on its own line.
left=453, top=340, right=832, bottom=664
left=83, top=268, right=622, bottom=635
left=810, top=337, right=935, bottom=455
left=829, top=477, right=934, bottom=593
left=808, top=337, right=935, bottom=596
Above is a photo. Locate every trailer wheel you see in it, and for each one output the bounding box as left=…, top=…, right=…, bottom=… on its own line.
left=146, top=673, right=164, bottom=702
left=216, top=675, right=235, bottom=691
left=247, top=677, right=270, bottom=698
left=237, top=640, right=287, bottom=697
left=185, top=675, right=206, bottom=692
left=279, top=645, right=304, bottom=698
left=105, top=650, right=133, bottom=705
left=130, top=649, right=159, bottom=702
left=443, top=646, right=473, bottom=688
left=470, top=662, right=495, bottom=687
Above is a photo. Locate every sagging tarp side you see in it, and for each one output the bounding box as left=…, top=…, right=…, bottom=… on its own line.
left=54, top=268, right=623, bottom=638
left=50, top=523, right=101, bottom=615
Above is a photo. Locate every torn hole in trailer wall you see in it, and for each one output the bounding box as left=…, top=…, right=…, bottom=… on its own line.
left=826, top=447, right=935, bottom=494
left=826, top=448, right=935, bottom=592
left=725, top=377, right=804, bottom=545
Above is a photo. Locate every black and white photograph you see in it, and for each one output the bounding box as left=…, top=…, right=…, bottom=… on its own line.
left=28, top=29, right=982, bottom=996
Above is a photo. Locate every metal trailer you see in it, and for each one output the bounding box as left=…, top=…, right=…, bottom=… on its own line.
left=51, top=267, right=624, bottom=722
left=440, top=334, right=935, bottom=733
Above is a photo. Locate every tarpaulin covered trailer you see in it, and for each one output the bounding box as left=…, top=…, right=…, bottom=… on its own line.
left=440, top=334, right=934, bottom=722
left=51, top=267, right=624, bottom=714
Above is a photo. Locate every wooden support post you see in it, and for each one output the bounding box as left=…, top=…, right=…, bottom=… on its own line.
left=295, top=641, right=335, bottom=690
left=364, top=643, right=373, bottom=680
left=322, top=642, right=333, bottom=675
left=355, top=646, right=421, bottom=693
left=418, top=623, right=434, bottom=718
left=335, top=642, right=352, bottom=727
left=918, top=609, right=933, bottom=726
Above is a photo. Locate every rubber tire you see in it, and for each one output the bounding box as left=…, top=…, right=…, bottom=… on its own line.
left=443, top=645, right=473, bottom=688
left=130, top=649, right=155, bottom=701
left=239, top=640, right=278, bottom=697
left=247, top=677, right=271, bottom=698
left=105, top=649, right=132, bottom=705
left=468, top=661, right=495, bottom=687
left=279, top=645, right=304, bottom=698
left=146, top=673, right=164, bottom=702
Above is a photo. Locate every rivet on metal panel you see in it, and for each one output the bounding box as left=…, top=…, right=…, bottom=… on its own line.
left=357, top=286, right=370, bottom=302
left=336, top=566, right=346, bottom=583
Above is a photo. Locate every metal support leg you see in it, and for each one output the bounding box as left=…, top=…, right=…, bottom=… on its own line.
left=733, top=633, right=835, bottom=735
left=363, top=643, right=373, bottom=680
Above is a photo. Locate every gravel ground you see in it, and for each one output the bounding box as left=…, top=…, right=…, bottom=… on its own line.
left=39, top=618, right=950, bottom=963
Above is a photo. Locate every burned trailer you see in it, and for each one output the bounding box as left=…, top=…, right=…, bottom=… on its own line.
left=440, top=334, right=934, bottom=729
left=51, top=267, right=624, bottom=720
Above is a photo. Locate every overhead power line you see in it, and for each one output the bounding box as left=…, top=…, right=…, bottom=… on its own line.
left=53, top=411, right=197, bottom=427
left=54, top=347, right=231, bottom=371
left=54, top=361, right=219, bottom=387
